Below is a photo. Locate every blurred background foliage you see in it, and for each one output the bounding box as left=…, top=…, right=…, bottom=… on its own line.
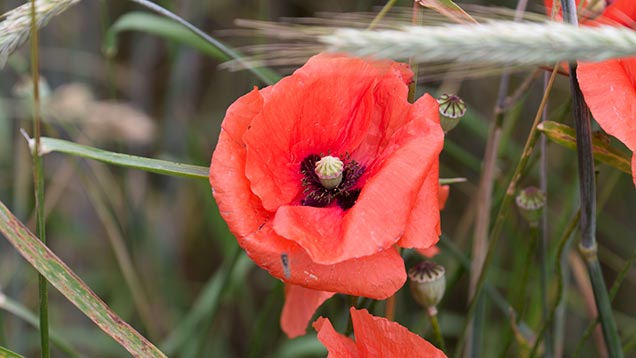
left=1, top=0, right=635, bottom=357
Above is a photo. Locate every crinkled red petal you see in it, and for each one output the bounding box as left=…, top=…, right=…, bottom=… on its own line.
left=350, top=308, right=447, bottom=358
left=281, top=285, right=335, bottom=338
left=313, top=316, right=358, bottom=358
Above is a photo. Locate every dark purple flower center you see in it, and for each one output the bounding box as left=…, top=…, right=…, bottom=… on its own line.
left=300, top=154, right=364, bottom=210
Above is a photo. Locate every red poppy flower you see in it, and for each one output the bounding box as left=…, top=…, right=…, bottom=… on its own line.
left=209, top=53, right=444, bottom=332
left=313, top=307, right=446, bottom=358
left=210, top=53, right=443, bottom=283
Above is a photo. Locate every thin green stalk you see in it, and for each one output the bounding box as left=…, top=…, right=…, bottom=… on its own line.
left=455, top=66, right=559, bottom=358
left=427, top=308, right=446, bottom=352
left=367, top=0, right=398, bottom=30
left=80, top=170, right=157, bottom=339
left=539, top=70, right=552, bottom=358
left=560, top=0, right=621, bottom=355
left=29, top=1, right=49, bottom=357
left=438, top=236, right=535, bottom=342
left=513, top=226, right=540, bottom=318
left=530, top=211, right=580, bottom=357
left=465, top=1, right=528, bottom=355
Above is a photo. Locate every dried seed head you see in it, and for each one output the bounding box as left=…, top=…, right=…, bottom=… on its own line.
left=408, top=261, right=446, bottom=310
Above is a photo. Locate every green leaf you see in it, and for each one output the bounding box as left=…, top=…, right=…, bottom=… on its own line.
left=104, top=11, right=280, bottom=85
left=0, top=346, right=26, bottom=358
left=0, top=200, right=167, bottom=358
left=105, top=12, right=227, bottom=60
left=33, top=136, right=209, bottom=180
left=538, top=121, right=631, bottom=175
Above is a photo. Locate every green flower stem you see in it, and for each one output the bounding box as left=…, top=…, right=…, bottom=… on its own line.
left=560, top=1, right=622, bottom=356
left=513, top=225, right=540, bottom=319
left=455, top=66, right=559, bottom=358
left=29, top=1, right=49, bottom=356
left=427, top=307, right=446, bottom=352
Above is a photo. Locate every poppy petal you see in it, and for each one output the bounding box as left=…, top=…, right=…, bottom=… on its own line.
left=350, top=308, right=447, bottom=358
left=281, top=285, right=335, bottom=338
left=578, top=58, right=636, bottom=151
left=244, top=223, right=406, bottom=298
left=210, top=88, right=270, bottom=238
left=313, top=316, right=358, bottom=358
left=243, top=56, right=388, bottom=211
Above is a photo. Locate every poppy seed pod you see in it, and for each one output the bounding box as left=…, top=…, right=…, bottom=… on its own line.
left=436, top=94, right=466, bottom=133
left=515, top=186, right=546, bottom=228
left=408, top=261, right=446, bottom=313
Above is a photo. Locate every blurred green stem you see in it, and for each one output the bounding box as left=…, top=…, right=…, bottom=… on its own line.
left=160, top=246, right=243, bottom=355
left=574, top=248, right=636, bottom=356
left=539, top=71, right=552, bottom=358
left=456, top=65, right=559, bottom=358
left=367, top=0, right=398, bottom=30
left=427, top=307, right=446, bottom=352
left=560, top=0, right=622, bottom=356
left=29, top=1, right=50, bottom=357
left=530, top=211, right=580, bottom=357
left=80, top=169, right=157, bottom=339
left=465, top=1, right=529, bottom=356
left=0, top=291, right=79, bottom=357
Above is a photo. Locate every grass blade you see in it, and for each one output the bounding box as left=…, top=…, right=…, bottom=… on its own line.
left=0, top=200, right=167, bottom=358
left=25, top=135, right=209, bottom=180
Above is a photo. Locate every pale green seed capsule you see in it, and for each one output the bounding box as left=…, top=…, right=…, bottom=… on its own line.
left=408, top=261, right=446, bottom=310
left=515, top=186, right=546, bottom=228
left=314, top=155, right=344, bottom=189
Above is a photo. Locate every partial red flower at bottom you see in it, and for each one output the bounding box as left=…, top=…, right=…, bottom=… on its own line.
left=313, top=307, right=446, bottom=358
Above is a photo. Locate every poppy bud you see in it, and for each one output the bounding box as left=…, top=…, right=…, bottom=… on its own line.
left=515, top=186, right=545, bottom=228
left=408, top=261, right=446, bottom=314
left=437, top=94, right=466, bottom=133
left=314, top=155, right=344, bottom=189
